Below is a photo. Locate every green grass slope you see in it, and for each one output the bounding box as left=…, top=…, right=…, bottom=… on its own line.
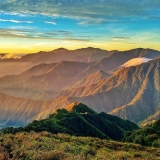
left=1, top=102, right=138, bottom=141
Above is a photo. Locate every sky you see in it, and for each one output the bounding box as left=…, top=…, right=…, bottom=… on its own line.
left=0, top=0, right=160, bottom=55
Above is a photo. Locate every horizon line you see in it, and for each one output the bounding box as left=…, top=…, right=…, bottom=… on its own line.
left=0, top=46, right=160, bottom=56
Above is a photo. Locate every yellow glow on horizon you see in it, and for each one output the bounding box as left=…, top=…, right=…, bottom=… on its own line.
left=0, top=40, right=160, bottom=54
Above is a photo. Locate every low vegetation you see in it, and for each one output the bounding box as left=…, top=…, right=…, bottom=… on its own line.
left=123, top=120, right=160, bottom=147
left=0, top=131, right=160, bottom=160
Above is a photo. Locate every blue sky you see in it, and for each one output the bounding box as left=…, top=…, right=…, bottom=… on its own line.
left=0, top=0, right=160, bottom=54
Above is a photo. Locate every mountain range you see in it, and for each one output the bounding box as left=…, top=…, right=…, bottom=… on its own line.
left=1, top=47, right=160, bottom=128
left=0, top=47, right=159, bottom=77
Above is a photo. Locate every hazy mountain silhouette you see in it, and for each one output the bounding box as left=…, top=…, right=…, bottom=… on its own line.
left=0, top=47, right=159, bottom=77
left=0, top=47, right=112, bottom=77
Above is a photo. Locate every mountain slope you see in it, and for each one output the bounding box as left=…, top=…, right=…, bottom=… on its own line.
left=140, top=111, right=160, bottom=126
left=73, top=70, right=110, bottom=88
left=1, top=102, right=138, bottom=141
left=72, top=57, right=160, bottom=124
left=109, top=58, right=160, bottom=124
left=0, top=93, right=56, bottom=128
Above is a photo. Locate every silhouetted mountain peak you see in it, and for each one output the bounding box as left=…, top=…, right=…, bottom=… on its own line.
left=52, top=48, right=69, bottom=53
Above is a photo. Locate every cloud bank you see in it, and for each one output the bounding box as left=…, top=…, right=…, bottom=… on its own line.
left=0, top=53, right=25, bottom=59
left=0, top=28, right=91, bottom=42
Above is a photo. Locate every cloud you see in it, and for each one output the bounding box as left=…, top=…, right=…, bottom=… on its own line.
left=0, top=11, right=33, bottom=17
left=44, top=21, right=56, bottom=25
left=0, top=18, right=33, bottom=23
left=61, top=37, right=91, bottom=42
left=0, top=0, right=160, bottom=24
left=121, top=57, right=152, bottom=67
left=0, top=53, right=25, bottom=59
left=112, top=37, right=130, bottom=41
left=9, top=26, right=36, bottom=30
left=0, top=28, right=91, bottom=41
left=78, top=18, right=106, bottom=25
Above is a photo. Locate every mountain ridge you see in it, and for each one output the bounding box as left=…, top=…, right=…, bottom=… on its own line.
left=1, top=102, right=138, bottom=141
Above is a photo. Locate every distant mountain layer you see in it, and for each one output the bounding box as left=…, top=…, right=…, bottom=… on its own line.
left=0, top=47, right=160, bottom=77
left=0, top=61, right=92, bottom=92
left=0, top=61, right=111, bottom=99
left=20, top=47, right=112, bottom=63
left=123, top=120, right=160, bottom=147
left=1, top=102, right=138, bottom=141
left=0, top=47, right=112, bottom=77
